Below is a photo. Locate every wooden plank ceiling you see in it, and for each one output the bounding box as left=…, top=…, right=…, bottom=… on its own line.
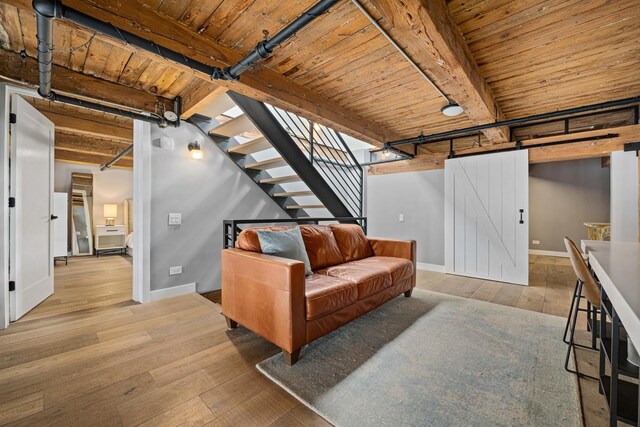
left=0, top=0, right=638, bottom=170
left=26, top=97, right=134, bottom=169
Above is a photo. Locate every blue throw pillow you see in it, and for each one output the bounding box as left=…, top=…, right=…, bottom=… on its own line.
left=256, top=227, right=313, bottom=276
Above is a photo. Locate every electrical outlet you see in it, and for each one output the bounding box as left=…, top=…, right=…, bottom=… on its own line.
left=168, top=213, right=182, bottom=225
left=399, top=213, right=404, bottom=222
left=532, top=240, right=540, bottom=245
left=169, top=266, right=182, bottom=275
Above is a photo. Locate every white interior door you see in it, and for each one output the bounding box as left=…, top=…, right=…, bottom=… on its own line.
left=9, top=95, right=55, bottom=320
left=445, top=150, right=529, bottom=285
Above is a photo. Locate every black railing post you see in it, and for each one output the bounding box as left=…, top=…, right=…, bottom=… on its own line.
left=308, top=120, right=315, bottom=165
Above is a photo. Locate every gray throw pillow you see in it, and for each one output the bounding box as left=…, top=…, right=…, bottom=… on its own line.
left=257, top=227, right=313, bottom=276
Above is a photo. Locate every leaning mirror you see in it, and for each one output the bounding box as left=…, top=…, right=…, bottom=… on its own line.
left=70, top=173, right=94, bottom=256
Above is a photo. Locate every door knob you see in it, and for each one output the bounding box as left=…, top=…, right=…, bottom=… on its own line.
left=51, top=215, right=58, bottom=220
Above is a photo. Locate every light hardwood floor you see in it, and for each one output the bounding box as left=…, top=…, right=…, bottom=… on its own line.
left=0, top=255, right=606, bottom=426
left=21, top=255, right=134, bottom=322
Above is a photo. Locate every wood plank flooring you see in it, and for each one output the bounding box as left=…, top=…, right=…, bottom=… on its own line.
left=21, top=255, right=134, bottom=322
left=0, top=255, right=606, bottom=426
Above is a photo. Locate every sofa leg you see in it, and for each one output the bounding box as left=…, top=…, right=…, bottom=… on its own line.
left=224, top=316, right=238, bottom=330
left=283, top=349, right=301, bottom=365
left=404, top=289, right=413, bottom=298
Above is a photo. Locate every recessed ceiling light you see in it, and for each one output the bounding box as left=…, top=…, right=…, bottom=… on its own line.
left=441, top=104, right=464, bottom=117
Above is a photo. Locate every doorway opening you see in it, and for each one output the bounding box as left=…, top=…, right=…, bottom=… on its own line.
left=0, top=84, right=150, bottom=328
left=24, top=95, right=134, bottom=322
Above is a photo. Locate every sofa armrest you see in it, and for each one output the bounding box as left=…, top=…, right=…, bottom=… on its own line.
left=368, top=238, right=417, bottom=288
left=221, top=249, right=306, bottom=353
left=368, top=238, right=416, bottom=261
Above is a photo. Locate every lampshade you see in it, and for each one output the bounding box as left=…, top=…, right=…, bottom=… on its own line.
left=103, top=204, right=118, bottom=218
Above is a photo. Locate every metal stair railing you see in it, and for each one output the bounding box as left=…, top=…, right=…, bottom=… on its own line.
left=266, top=104, right=364, bottom=219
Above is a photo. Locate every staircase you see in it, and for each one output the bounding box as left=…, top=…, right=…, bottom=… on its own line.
left=190, top=91, right=364, bottom=222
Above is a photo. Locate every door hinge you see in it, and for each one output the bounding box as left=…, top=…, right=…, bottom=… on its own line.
left=8, top=281, right=15, bottom=292
left=9, top=113, right=16, bottom=124
left=8, top=197, right=15, bottom=208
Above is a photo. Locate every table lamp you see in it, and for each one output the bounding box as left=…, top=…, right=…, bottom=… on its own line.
left=104, top=204, right=118, bottom=226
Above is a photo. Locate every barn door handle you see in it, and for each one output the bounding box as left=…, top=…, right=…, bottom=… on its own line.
left=519, top=209, right=524, bottom=224
left=51, top=215, right=58, bottom=220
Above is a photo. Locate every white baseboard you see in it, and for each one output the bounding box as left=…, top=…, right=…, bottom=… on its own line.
left=529, top=249, right=569, bottom=258
left=150, top=282, right=196, bottom=301
left=416, top=262, right=445, bottom=273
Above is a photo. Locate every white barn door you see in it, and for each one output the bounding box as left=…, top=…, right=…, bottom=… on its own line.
left=445, top=150, right=529, bottom=286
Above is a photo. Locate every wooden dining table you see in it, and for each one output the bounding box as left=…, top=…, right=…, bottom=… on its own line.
left=582, top=240, right=640, bottom=426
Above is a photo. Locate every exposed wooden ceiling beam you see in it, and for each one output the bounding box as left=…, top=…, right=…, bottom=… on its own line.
left=55, top=149, right=133, bottom=169
left=0, top=48, right=173, bottom=114
left=25, top=97, right=134, bottom=141
left=4, top=0, right=390, bottom=145
left=368, top=124, right=640, bottom=174
left=44, top=111, right=131, bottom=141
left=364, top=0, right=509, bottom=144
left=55, top=132, right=133, bottom=157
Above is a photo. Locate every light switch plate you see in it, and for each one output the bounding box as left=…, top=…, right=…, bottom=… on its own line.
left=169, top=266, right=182, bottom=275
left=399, top=213, right=404, bottom=222
left=168, top=213, right=182, bottom=225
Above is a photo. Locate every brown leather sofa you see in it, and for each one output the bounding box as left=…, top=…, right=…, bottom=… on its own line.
left=221, top=223, right=416, bottom=365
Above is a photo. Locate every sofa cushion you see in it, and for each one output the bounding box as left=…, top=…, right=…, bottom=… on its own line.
left=329, top=224, right=373, bottom=262
left=299, top=225, right=344, bottom=270
left=344, top=256, right=414, bottom=283
left=256, top=227, right=313, bottom=275
left=318, top=261, right=392, bottom=300
left=236, top=225, right=292, bottom=252
left=305, top=274, right=357, bottom=321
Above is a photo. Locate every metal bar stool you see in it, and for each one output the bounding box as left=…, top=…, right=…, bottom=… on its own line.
left=563, top=237, right=601, bottom=381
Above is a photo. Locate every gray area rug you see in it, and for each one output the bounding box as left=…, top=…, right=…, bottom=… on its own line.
left=257, top=289, right=582, bottom=426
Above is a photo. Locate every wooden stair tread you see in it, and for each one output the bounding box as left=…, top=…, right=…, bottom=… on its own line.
left=197, top=92, right=235, bottom=118
left=209, top=114, right=257, bottom=137
left=245, top=157, right=288, bottom=170
left=286, top=205, right=325, bottom=209
left=273, top=191, right=314, bottom=197
left=260, top=175, right=301, bottom=184
left=227, top=137, right=271, bottom=154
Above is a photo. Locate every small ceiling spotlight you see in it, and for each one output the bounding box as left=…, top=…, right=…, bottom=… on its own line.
left=441, top=103, right=464, bottom=117
left=188, top=141, right=203, bottom=160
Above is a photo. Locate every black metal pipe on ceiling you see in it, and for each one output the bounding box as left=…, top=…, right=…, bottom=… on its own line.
left=32, top=0, right=179, bottom=127
left=387, top=96, right=640, bottom=147
left=41, top=0, right=341, bottom=83
left=220, top=0, right=343, bottom=80
left=53, top=92, right=170, bottom=125
left=100, top=144, right=133, bottom=171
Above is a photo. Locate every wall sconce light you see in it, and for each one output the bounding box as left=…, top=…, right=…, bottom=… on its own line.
left=188, top=141, right=203, bottom=160
left=103, top=204, right=118, bottom=226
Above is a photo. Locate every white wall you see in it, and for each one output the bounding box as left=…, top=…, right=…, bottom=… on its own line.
left=366, top=157, right=611, bottom=264
left=149, top=122, right=289, bottom=293
left=54, top=161, right=133, bottom=227
left=529, top=158, right=610, bottom=252
left=367, top=169, right=446, bottom=266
